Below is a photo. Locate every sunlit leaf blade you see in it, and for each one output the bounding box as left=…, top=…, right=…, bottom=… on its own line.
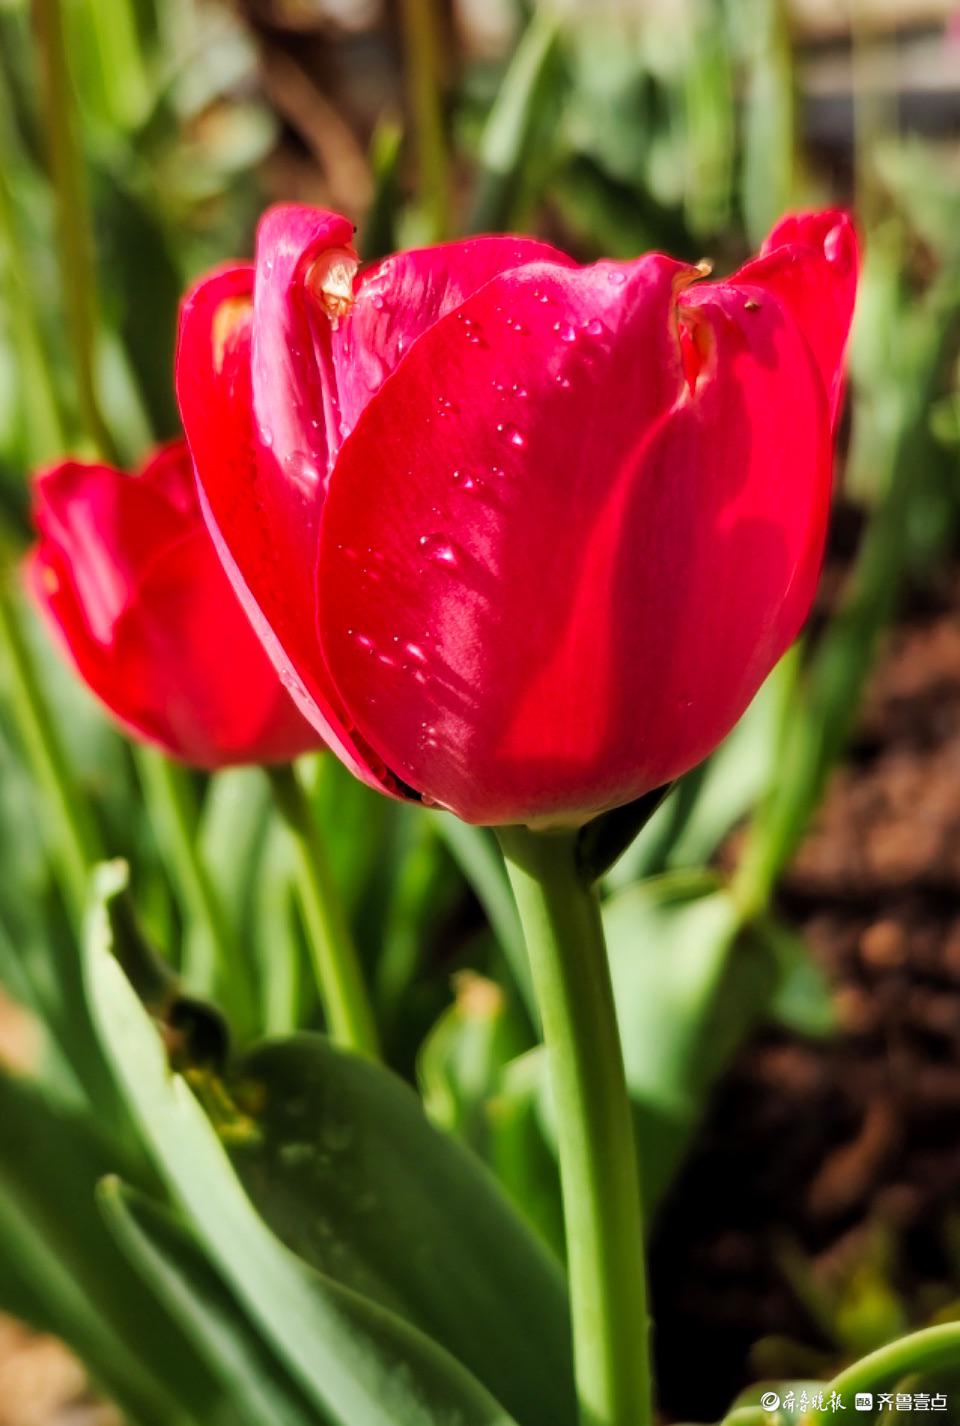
left=83, top=860, right=520, bottom=1426
left=100, top=1179, right=320, bottom=1426
left=230, top=1031, right=576, bottom=1426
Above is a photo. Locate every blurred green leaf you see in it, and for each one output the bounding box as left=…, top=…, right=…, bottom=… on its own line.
left=433, top=814, right=533, bottom=1017
left=469, top=10, right=565, bottom=234
left=100, top=1179, right=321, bottom=1426
left=729, top=0, right=799, bottom=246
left=603, top=876, right=771, bottom=1210
left=84, top=860, right=520, bottom=1426
left=0, top=1066, right=207, bottom=1425
left=418, top=970, right=528, bottom=1150
left=230, top=1031, right=576, bottom=1426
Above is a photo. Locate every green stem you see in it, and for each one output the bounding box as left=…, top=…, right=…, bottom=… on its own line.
left=399, top=0, right=451, bottom=241
left=497, top=825, right=652, bottom=1426
left=267, top=764, right=379, bottom=1059
left=134, top=748, right=245, bottom=1021
left=32, top=0, right=116, bottom=461
left=0, top=579, right=102, bottom=916
left=809, top=1323, right=960, bottom=1425
left=0, top=161, right=64, bottom=464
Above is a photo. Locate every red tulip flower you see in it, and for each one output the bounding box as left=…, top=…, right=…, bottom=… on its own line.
left=28, top=442, right=317, bottom=768
left=177, top=207, right=858, bottom=824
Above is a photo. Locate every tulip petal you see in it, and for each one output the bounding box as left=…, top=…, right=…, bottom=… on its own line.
left=730, top=209, right=859, bottom=425
left=316, top=253, right=682, bottom=822
left=254, top=205, right=575, bottom=466
left=32, top=461, right=186, bottom=643
left=316, top=254, right=833, bottom=825
left=29, top=449, right=314, bottom=767
left=180, top=212, right=577, bottom=795
left=333, top=233, right=577, bottom=434
left=109, top=532, right=314, bottom=767
left=177, top=264, right=394, bottom=789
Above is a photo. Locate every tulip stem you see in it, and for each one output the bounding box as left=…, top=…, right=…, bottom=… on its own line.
left=134, top=747, right=250, bottom=1027
left=32, top=0, right=117, bottom=463
left=267, top=763, right=380, bottom=1059
left=497, top=824, right=652, bottom=1426
left=0, top=578, right=102, bottom=917
left=399, top=0, right=451, bottom=241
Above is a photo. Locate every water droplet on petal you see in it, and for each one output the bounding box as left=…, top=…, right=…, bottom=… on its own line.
left=584, top=318, right=604, bottom=337
left=555, top=373, right=571, bottom=389
left=554, top=322, right=577, bottom=343
left=496, top=422, right=526, bottom=448
left=824, top=225, right=844, bottom=263
left=607, top=269, right=626, bottom=287
left=419, top=534, right=459, bottom=566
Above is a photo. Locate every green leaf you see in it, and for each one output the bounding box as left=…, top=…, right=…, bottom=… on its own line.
left=418, top=971, right=528, bottom=1152
left=468, top=10, right=566, bottom=233
left=99, top=1180, right=320, bottom=1426
left=750, top=916, right=835, bottom=1039
left=431, top=814, right=533, bottom=1017
left=0, top=1068, right=206, bottom=1425
left=83, top=860, right=519, bottom=1426
left=230, top=1031, right=576, bottom=1426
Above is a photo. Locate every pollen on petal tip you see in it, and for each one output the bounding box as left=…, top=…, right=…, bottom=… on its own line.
left=308, top=247, right=359, bottom=321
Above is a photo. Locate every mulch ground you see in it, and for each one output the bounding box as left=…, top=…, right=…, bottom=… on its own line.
left=652, top=559, right=960, bottom=1421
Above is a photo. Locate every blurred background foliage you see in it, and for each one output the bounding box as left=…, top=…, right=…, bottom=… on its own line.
left=0, top=0, right=959, bottom=1422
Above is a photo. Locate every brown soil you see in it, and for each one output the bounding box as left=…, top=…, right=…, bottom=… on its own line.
left=0, top=1317, right=115, bottom=1426
left=651, top=573, right=960, bottom=1421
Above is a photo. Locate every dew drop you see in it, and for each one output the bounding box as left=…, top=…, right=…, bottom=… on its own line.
left=511, top=383, right=529, bottom=399
left=555, top=373, right=571, bottom=389
left=419, top=534, right=460, bottom=566
left=283, top=450, right=319, bottom=486
left=496, top=422, right=526, bottom=448
left=371, top=293, right=385, bottom=311
left=607, top=269, right=627, bottom=286
left=824, top=225, right=845, bottom=263
left=584, top=318, right=604, bottom=337
left=554, top=321, right=577, bottom=343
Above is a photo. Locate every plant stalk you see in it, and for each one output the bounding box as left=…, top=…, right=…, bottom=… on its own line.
left=399, top=0, right=451, bottom=241
left=0, top=579, right=102, bottom=916
left=497, top=824, right=652, bottom=1426
left=32, top=0, right=116, bottom=461
left=268, top=763, right=380, bottom=1059
left=134, top=748, right=248, bottom=1025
